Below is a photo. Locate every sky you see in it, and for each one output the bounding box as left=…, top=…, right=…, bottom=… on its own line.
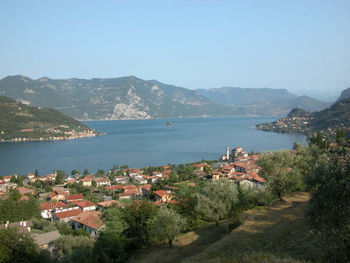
left=1, top=0, right=349, bottom=101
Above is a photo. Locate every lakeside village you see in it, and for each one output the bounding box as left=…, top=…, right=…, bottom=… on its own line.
left=0, top=126, right=98, bottom=143
left=0, top=146, right=267, bottom=253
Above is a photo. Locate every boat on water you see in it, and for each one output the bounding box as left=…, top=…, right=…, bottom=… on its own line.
left=166, top=122, right=173, bottom=127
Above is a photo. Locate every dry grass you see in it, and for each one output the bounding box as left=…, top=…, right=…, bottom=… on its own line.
left=128, top=192, right=323, bottom=263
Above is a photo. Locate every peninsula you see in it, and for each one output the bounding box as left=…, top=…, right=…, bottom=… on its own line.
left=0, top=96, right=98, bottom=143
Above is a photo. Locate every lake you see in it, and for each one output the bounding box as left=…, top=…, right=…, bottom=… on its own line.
left=0, top=117, right=306, bottom=176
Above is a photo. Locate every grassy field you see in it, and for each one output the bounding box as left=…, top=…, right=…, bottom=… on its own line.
left=128, top=192, right=323, bottom=263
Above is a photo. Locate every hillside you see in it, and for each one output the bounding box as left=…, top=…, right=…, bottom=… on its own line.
left=196, top=87, right=297, bottom=106
left=337, top=87, right=350, bottom=102
left=197, top=87, right=330, bottom=116
left=0, top=75, right=235, bottom=120
left=0, top=96, right=98, bottom=142
left=128, top=192, right=322, bottom=263
left=0, top=75, right=330, bottom=119
left=256, top=97, right=350, bottom=137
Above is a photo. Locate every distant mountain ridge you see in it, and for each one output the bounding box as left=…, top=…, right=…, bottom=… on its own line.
left=0, top=75, right=331, bottom=120
left=0, top=75, right=235, bottom=120
left=196, top=87, right=297, bottom=106
left=196, top=86, right=330, bottom=115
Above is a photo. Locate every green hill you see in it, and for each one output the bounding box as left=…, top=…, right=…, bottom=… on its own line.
left=128, top=192, right=322, bottom=263
left=256, top=97, right=350, bottom=137
left=0, top=96, right=97, bottom=142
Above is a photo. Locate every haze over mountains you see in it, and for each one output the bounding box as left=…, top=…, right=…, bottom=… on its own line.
left=0, top=75, right=331, bottom=120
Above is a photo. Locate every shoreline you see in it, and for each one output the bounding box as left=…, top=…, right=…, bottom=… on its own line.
left=0, top=133, right=100, bottom=144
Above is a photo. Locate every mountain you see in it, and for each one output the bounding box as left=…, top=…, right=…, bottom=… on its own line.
left=0, top=75, right=331, bottom=120
left=196, top=87, right=297, bottom=106
left=256, top=97, right=350, bottom=137
left=197, top=87, right=330, bottom=116
left=0, top=96, right=98, bottom=142
left=0, top=75, right=235, bottom=120
left=337, top=87, right=350, bottom=102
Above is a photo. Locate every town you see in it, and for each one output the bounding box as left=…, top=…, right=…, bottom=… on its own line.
left=0, top=146, right=266, bottom=253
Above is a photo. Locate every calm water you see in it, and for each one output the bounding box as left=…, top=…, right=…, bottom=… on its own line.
left=0, top=117, right=306, bottom=176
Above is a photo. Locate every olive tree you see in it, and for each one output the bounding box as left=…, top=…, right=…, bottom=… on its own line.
left=149, top=206, right=187, bottom=248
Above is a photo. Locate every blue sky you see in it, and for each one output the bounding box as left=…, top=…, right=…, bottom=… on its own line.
left=1, top=0, right=349, bottom=100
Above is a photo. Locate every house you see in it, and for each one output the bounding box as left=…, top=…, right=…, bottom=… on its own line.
left=40, top=202, right=67, bottom=219
left=48, top=192, right=66, bottom=202
left=53, top=207, right=83, bottom=222
left=191, top=163, right=208, bottom=172
left=141, top=184, right=152, bottom=197
left=71, top=211, right=104, bottom=238
left=231, top=172, right=265, bottom=188
left=0, top=220, right=32, bottom=233
left=135, top=177, right=147, bottom=184
left=113, top=176, right=129, bottom=185
left=65, top=194, right=84, bottom=204
left=52, top=186, right=69, bottom=195
left=142, top=175, right=159, bottom=183
left=128, top=169, right=143, bottom=177
left=97, top=200, right=120, bottom=210
left=161, top=169, right=171, bottom=179
left=32, top=230, right=61, bottom=254
left=152, top=171, right=163, bottom=178
left=2, top=176, right=12, bottom=183
left=81, top=175, right=95, bottom=186
left=27, top=173, right=35, bottom=180
left=154, top=190, right=173, bottom=203
left=16, top=187, right=35, bottom=196
left=221, top=164, right=235, bottom=177
left=73, top=200, right=96, bottom=211
left=119, top=188, right=141, bottom=200
left=211, top=170, right=222, bottom=180
left=94, top=178, right=111, bottom=187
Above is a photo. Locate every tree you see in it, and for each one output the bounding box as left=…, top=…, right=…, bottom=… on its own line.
left=336, top=128, right=346, bottom=145
left=0, top=227, right=51, bottom=263
left=121, top=200, right=157, bottom=247
left=92, top=231, right=128, bottom=263
left=103, top=207, right=128, bottom=234
left=306, top=160, right=350, bottom=262
left=258, top=151, right=302, bottom=201
left=71, top=169, right=80, bottom=176
left=194, top=180, right=239, bottom=226
left=54, top=235, right=93, bottom=262
left=55, top=170, right=65, bottom=185
left=149, top=206, right=187, bottom=248
left=83, top=169, right=89, bottom=176
left=35, top=169, right=39, bottom=177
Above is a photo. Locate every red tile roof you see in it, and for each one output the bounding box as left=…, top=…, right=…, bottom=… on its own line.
left=153, top=190, right=169, bottom=198
left=141, top=184, right=152, bottom=191
left=55, top=209, right=83, bottom=219
left=192, top=163, right=207, bottom=168
left=16, top=187, right=34, bottom=195
left=97, top=200, right=120, bottom=208
left=40, top=202, right=67, bottom=211
left=65, top=194, right=84, bottom=201
left=73, top=201, right=96, bottom=208
left=247, top=172, right=266, bottom=183
left=71, top=211, right=103, bottom=230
